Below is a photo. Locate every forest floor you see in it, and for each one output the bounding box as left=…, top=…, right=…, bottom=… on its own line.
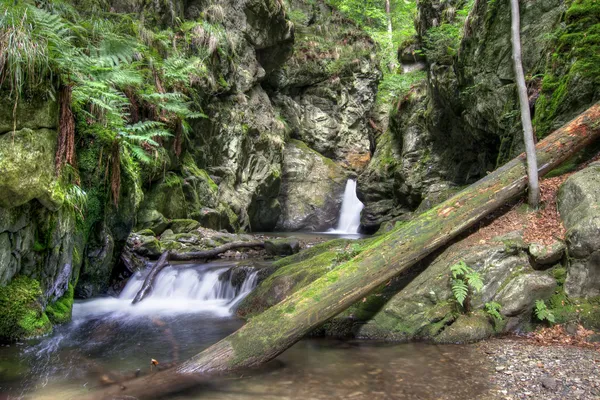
left=476, top=327, right=600, bottom=400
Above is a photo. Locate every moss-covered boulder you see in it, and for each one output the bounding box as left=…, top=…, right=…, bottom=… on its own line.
left=46, top=283, right=74, bottom=325
left=0, top=128, right=63, bottom=210
left=264, top=238, right=300, bottom=256
left=275, top=140, right=347, bottom=231
left=0, top=277, right=52, bottom=341
left=237, top=239, right=352, bottom=316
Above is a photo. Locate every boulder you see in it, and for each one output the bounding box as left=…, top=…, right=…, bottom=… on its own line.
left=434, top=313, right=495, bottom=344
left=558, top=163, right=600, bottom=298
left=275, top=140, right=347, bottom=231
left=496, top=272, right=556, bottom=317
left=264, top=238, right=300, bottom=256
left=0, top=128, right=63, bottom=210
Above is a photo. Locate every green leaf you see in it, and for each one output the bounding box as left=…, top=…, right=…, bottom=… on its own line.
left=451, top=279, right=468, bottom=306
left=466, top=271, right=483, bottom=292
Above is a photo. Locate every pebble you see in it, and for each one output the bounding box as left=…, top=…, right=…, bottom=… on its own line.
left=478, top=338, right=600, bottom=400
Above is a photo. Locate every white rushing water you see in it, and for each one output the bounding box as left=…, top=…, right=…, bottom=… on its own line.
left=329, top=179, right=364, bottom=234
left=73, top=264, right=259, bottom=320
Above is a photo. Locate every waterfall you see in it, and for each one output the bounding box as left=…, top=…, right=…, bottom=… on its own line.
left=73, top=264, right=259, bottom=319
left=329, top=179, right=364, bottom=234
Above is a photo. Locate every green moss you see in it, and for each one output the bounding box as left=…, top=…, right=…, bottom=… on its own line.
left=0, top=277, right=52, bottom=341
left=533, top=0, right=600, bottom=138
left=46, top=284, right=74, bottom=325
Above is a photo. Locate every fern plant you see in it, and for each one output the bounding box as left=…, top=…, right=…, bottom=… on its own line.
left=534, top=300, right=556, bottom=324
left=484, top=302, right=503, bottom=321
left=450, top=261, right=483, bottom=311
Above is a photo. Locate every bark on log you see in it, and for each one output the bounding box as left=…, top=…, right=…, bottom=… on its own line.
left=82, top=103, right=600, bottom=400
left=131, top=251, right=170, bottom=304
left=168, top=240, right=265, bottom=262
left=131, top=241, right=265, bottom=304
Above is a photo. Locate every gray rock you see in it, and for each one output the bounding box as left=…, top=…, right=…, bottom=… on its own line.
left=529, top=241, right=566, bottom=267
left=434, top=313, right=495, bottom=344
left=497, top=272, right=556, bottom=317
left=265, top=238, right=301, bottom=257
left=276, top=140, right=347, bottom=231
left=558, top=164, right=600, bottom=298
left=541, top=376, right=558, bottom=390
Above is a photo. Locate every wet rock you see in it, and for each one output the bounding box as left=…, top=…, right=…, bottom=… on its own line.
left=265, top=238, right=301, bottom=257
left=275, top=140, right=347, bottom=231
left=558, top=163, right=600, bottom=298
left=76, top=227, right=115, bottom=299
left=435, top=313, right=495, bottom=344
left=169, top=219, right=200, bottom=234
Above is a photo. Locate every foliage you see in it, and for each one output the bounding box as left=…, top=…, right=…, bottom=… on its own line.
left=484, top=301, right=503, bottom=321
left=534, top=299, right=556, bottom=324
left=335, top=243, right=362, bottom=263
left=533, top=0, right=600, bottom=138
left=377, top=70, right=426, bottom=105
left=0, top=0, right=214, bottom=209
left=326, top=0, right=417, bottom=73
left=450, top=261, right=483, bottom=309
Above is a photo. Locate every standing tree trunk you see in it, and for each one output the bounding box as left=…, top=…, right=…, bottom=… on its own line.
left=82, top=103, right=600, bottom=400
left=385, top=0, right=397, bottom=71
left=510, top=0, right=540, bottom=207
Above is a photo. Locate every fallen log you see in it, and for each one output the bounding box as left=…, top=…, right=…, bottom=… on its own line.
left=131, top=241, right=265, bottom=304
left=131, top=251, right=170, bottom=304
left=168, top=240, right=265, bottom=262
left=83, top=103, right=600, bottom=400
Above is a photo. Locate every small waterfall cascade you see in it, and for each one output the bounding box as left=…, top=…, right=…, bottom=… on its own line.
left=330, top=179, right=364, bottom=234
left=74, top=264, right=259, bottom=319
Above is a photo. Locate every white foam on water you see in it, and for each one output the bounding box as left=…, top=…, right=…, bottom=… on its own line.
left=329, top=179, right=364, bottom=234
left=73, top=265, right=259, bottom=320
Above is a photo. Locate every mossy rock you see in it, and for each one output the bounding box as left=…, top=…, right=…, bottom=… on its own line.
left=264, top=238, right=300, bottom=256
left=434, top=313, right=495, bottom=344
left=0, top=276, right=52, bottom=341
left=169, top=219, right=200, bottom=234
left=46, top=284, right=74, bottom=325
left=0, top=128, right=63, bottom=210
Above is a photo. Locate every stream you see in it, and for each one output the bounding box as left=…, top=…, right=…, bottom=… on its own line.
left=0, top=259, right=496, bottom=400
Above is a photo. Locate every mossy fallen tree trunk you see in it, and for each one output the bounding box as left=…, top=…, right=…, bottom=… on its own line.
left=131, top=241, right=265, bottom=304
left=84, top=103, right=600, bottom=400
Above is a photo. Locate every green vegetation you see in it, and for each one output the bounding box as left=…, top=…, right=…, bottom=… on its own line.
left=377, top=70, right=426, bottom=105
left=0, top=277, right=52, bottom=341
left=46, top=284, right=75, bottom=325
left=534, top=299, right=556, bottom=324
left=422, top=0, right=474, bottom=65
left=450, top=261, right=483, bottom=311
left=0, top=0, right=212, bottom=220
left=326, top=0, right=416, bottom=73
left=533, top=0, right=600, bottom=138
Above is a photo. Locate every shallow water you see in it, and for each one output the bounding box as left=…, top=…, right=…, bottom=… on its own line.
left=0, top=260, right=496, bottom=400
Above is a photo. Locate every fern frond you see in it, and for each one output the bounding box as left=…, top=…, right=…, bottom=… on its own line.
left=466, top=272, right=483, bottom=292
left=451, top=279, right=468, bottom=306
left=450, top=261, right=469, bottom=279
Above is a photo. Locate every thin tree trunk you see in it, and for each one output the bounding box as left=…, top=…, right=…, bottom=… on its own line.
left=83, top=104, right=600, bottom=400
left=386, top=0, right=396, bottom=71
left=131, top=251, right=170, bottom=304
left=510, top=0, right=540, bottom=207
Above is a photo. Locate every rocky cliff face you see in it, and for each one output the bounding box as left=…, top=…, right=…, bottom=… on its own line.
left=0, top=0, right=381, bottom=340
left=357, top=0, right=597, bottom=232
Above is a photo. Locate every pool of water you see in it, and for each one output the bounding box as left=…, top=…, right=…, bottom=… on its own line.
left=0, top=260, right=496, bottom=400
left=0, top=312, right=496, bottom=400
